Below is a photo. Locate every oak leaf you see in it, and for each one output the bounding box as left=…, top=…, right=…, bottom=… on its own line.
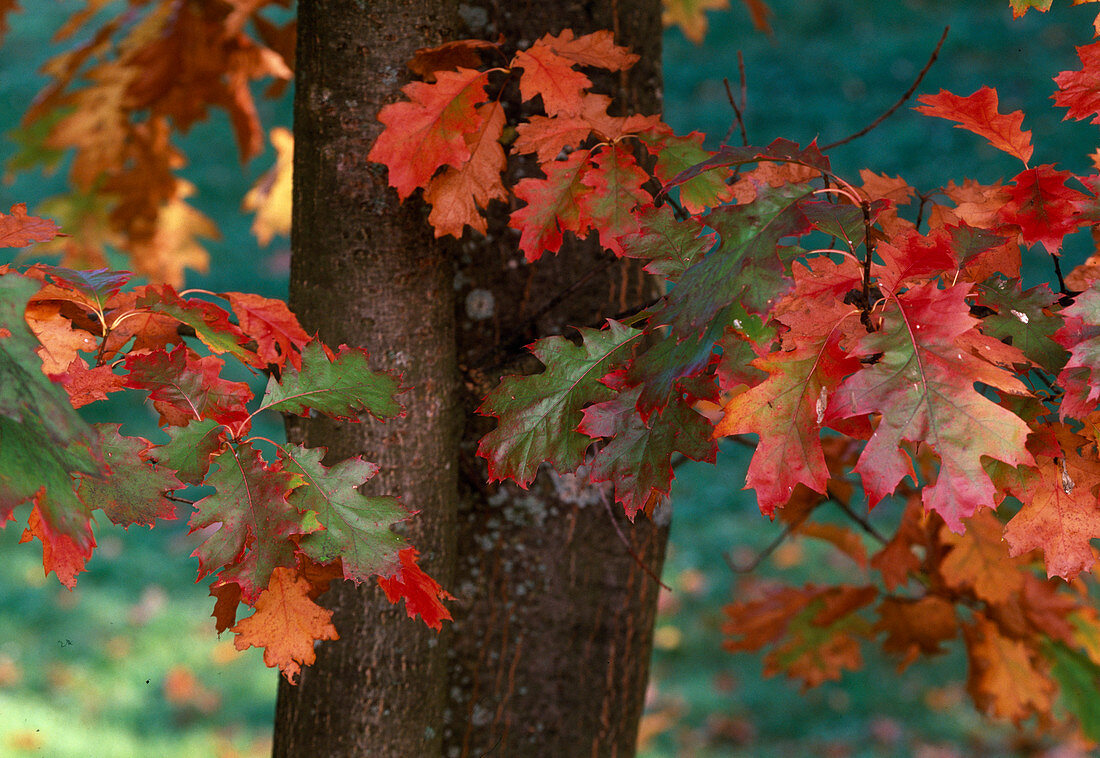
left=242, top=126, right=293, bottom=246
left=376, top=547, right=454, bottom=631
left=232, top=566, right=339, bottom=684
left=1001, top=165, right=1086, bottom=255
left=258, top=341, right=403, bottom=422
left=826, top=282, right=1034, bottom=531
left=964, top=615, right=1055, bottom=724
left=1004, top=440, right=1100, bottom=580
left=423, top=100, right=507, bottom=238
left=224, top=291, right=311, bottom=370
left=0, top=203, right=62, bottom=248
left=368, top=67, right=491, bottom=199
left=914, top=87, right=1033, bottom=164
left=1053, top=41, right=1100, bottom=124
left=188, top=443, right=307, bottom=601
left=278, top=444, right=406, bottom=583
left=76, top=424, right=182, bottom=528
left=19, top=503, right=95, bottom=589
left=477, top=320, right=641, bottom=487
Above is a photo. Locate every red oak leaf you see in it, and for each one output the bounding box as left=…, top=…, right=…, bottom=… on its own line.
left=535, top=29, right=639, bottom=71
left=509, top=149, right=591, bottom=260
left=1055, top=282, right=1100, bottom=419
left=376, top=547, right=454, bottom=631
left=1053, top=41, right=1100, bottom=124
left=915, top=87, right=1033, bottom=164
left=826, top=282, right=1034, bottom=531
left=232, top=566, right=339, bottom=684
left=367, top=67, right=492, bottom=198
left=19, top=503, right=95, bottom=589
left=124, top=345, right=252, bottom=432
left=715, top=297, right=863, bottom=515
left=577, top=144, right=651, bottom=254
left=1000, top=165, right=1087, bottom=255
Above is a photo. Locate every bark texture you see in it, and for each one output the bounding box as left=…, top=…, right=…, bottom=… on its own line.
left=272, top=1, right=463, bottom=755
left=273, top=1, right=665, bottom=756
left=443, top=2, right=666, bottom=756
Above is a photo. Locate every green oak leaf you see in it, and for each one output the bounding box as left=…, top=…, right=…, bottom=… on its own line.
left=477, top=320, right=642, bottom=487
left=259, top=341, right=403, bottom=421
left=279, top=444, right=406, bottom=582
left=188, top=443, right=307, bottom=602
left=77, top=424, right=183, bottom=528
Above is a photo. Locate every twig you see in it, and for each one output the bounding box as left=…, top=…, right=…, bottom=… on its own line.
left=821, top=27, right=949, bottom=151
left=721, top=72, right=748, bottom=147
left=1051, top=251, right=1072, bottom=298
left=829, top=489, right=887, bottom=545
left=601, top=492, right=671, bottom=590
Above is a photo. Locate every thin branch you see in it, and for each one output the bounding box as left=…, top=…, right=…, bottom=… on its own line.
left=820, top=27, right=949, bottom=151
left=601, top=492, right=671, bottom=590
left=1052, top=251, right=1072, bottom=298
left=725, top=518, right=797, bottom=574
left=829, top=489, right=888, bottom=545
left=722, top=72, right=749, bottom=147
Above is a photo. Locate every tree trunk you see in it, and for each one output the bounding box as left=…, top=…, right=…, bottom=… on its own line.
left=273, top=0, right=664, bottom=755
left=445, top=2, right=665, bottom=757
left=272, top=1, right=463, bottom=755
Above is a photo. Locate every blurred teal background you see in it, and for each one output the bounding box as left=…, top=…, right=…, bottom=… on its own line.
left=2, top=2, right=1098, bottom=756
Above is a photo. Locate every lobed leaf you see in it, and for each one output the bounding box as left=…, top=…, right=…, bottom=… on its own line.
left=259, top=341, right=403, bottom=422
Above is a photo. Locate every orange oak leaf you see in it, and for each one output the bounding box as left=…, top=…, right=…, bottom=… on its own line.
left=232, top=566, right=339, bottom=684
left=0, top=203, right=62, bottom=248
left=51, top=359, right=128, bottom=409
left=870, top=496, right=925, bottom=591
left=224, top=291, right=311, bottom=371
left=941, top=509, right=1024, bottom=605
left=513, top=94, right=632, bottom=163
left=377, top=547, right=454, bottom=631
left=368, top=67, right=491, bottom=199
left=915, top=87, right=1033, bottom=164
left=24, top=300, right=98, bottom=375
left=875, top=596, right=958, bottom=671
left=534, top=29, right=639, bottom=71
left=513, top=39, right=592, bottom=116
left=963, top=615, right=1055, bottom=725
left=19, top=503, right=95, bottom=589
left=242, top=126, right=293, bottom=246
left=662, top=0, right=730, bottom=44
left=423, top=100, right=508, bottom=238
left=1004, top=441, right=1100, bottom=580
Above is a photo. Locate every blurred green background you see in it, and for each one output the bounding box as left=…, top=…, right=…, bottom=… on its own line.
left=2, top=1, right=1098, bottom=756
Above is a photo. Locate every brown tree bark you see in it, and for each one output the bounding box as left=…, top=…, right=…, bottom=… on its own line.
left=274, top=0, right=665, bottom=756
left=272, top=1, right=463, bottom=755
left=444, top=4, right=666, bottom=756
